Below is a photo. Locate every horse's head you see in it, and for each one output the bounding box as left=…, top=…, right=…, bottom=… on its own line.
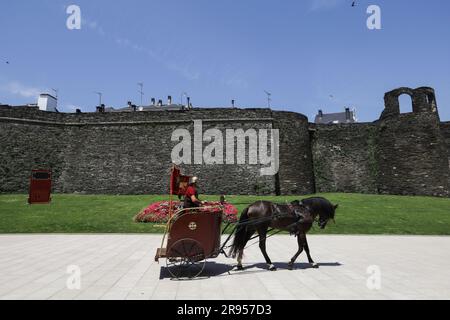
left=293, top=199, right=338, bottom=229
left=317, top=203, right=338, bottom=229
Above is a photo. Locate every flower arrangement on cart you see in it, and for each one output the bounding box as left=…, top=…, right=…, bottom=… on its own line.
left=134, top=200, right=238, bottom=223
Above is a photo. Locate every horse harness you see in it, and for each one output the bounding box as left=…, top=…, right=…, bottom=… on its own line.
left=220, top=202, right=314, bottom=255
left=271, top=203, right=312, bottom=234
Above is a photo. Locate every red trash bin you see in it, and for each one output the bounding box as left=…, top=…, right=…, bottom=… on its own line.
left=28, top=170, right=52, bottom=204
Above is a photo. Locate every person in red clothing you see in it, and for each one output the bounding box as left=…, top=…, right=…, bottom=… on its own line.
left=184, top=176, right=204, bottom=208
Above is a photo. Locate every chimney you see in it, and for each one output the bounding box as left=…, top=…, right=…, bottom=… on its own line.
left=168, top=95, right=172, bottom=105
left=128, top=101, right=137, bottom=111
left=76, top=108, right=82, bottom=114
left=318, top=110, right=323, bottom=117
left=231, top=99, right=235, bottom=108
left=345, top=107, right=351, bottom=121
left=187, top=97, right=191, bottom=109
left=101, top=104, right=105, bottom=112
left=151, top=98, right=156, bottom=106
left=37, top=93, right=57, bottom=112
left=158, top=99, right=163, bottom=107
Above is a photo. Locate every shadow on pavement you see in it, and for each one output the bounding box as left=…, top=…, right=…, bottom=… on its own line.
left=159, top=261, right=234, bottom=280
left=247, top=261, right=343, bottom=271
left=159, top=261, right=342, bottom=280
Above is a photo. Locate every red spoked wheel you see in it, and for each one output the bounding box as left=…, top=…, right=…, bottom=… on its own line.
left=166, top=238, right=206, bottom=279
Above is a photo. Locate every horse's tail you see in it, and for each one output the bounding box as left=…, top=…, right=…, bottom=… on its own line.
left=229, top=207, right=250, bottom=258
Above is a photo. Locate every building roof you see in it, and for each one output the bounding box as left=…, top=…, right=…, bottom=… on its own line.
left=105, top=104, right=187, bottom=112
left=39, top=93, right=57, bottom=100
left=315, top=109, right=357, bottom=124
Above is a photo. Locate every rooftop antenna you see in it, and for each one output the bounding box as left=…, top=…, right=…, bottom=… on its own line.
left=94, top=91, right=102, bottom=108
left=264, top=90, right=272, bottom=108
left=352, top=107, right=358, bottom=122
left=137, top=82, right=144, bottom=108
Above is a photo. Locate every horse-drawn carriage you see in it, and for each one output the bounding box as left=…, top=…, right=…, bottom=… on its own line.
left=155, top=166, right=227, bottom=279
left=155, top=165, right=338, bottom=279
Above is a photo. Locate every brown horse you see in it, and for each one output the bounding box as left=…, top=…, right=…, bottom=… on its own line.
left=229, top=197, right=338, bottom=271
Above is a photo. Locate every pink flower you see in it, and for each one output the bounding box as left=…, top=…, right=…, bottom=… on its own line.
left=134, top=201, right=239, bottom=223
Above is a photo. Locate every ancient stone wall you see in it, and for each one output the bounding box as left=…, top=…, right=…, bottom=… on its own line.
left=1, top=86, right=449, bottom=197
left=311, top=123, right=378, bottom=194
left=376, top=113, right=449, bottom=196
left=0, top=121, right=66, bottom=192
left=439, top=121, right=450, bottom=190
left=272, top=112, right=315, bottom=195
left=377, top=87, right=449, bottom=197
left=0, top=106, right=296, bottom=195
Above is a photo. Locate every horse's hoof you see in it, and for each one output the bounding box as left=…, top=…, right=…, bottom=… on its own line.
left=287, top=264, right=294, bottom=271
left=311, top=263, right=319, bottom=269
left=235, top=265, right=244, bottom=271
left=269, top=264, right=277, bottom=271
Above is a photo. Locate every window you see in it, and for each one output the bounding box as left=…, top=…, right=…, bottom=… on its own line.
left=398, top=94, right=413, bottom=114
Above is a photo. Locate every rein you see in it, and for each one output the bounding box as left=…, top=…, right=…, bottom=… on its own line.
left=220, top=209, right=307, bottom=255
left=242, top=219, right=304, bottom=250
left=241, top=211, right=324, bottom=250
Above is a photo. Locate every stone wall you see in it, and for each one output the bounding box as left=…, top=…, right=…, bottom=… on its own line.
left=273, top=112, right=315, bottom=195
left=311, top=123, right=378, bottom=194
left=175, top=118, right=277, bottom=195
left=376, top=113, right=449, bottom=197
left=440, top=121, right=450, bottom=189
left=0, top=121, right=66, bottom=192
left=1, top=86, right=449, bottom=197
left=0, top=106, right=289, bottom=195
left=376, top=87, right=449, bottom=197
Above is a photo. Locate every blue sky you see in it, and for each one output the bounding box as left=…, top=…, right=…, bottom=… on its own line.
left=1, top=0, right=449, bottom=122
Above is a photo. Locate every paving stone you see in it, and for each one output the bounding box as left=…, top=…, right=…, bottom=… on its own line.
left=0, top=235, right=449, bottom=300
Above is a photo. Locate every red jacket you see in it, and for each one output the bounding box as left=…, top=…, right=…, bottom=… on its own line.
left=184, top=185, right=199, bottom=208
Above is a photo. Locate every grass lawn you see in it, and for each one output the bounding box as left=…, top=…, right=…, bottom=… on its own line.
left=0, top=193, right=449, bottom=235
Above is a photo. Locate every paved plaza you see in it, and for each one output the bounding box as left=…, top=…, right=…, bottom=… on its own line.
left=0, top=234, right=449, bottom=300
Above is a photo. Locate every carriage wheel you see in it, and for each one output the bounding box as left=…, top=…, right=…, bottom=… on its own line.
left=166, top=238, right=206, bottom=279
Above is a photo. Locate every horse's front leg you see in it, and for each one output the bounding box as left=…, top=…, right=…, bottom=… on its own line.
left=258, top=228, right=276, bottom=271
left=304, top=234, right=319, bottom=268
left=287, top=233, right=305, bottom=270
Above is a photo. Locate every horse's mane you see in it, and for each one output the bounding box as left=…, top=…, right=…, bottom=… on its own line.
left=293, top=197, right=337, bottom=220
